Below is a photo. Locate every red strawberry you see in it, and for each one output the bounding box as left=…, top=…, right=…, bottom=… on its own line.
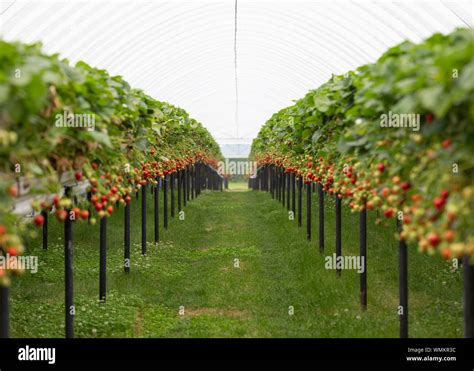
left=441, top=248, right=451, bottom=260
left=442, top=139, right=452, bottom=149
left=7, top=185, right=17, bottom=198
left=56, top=210, right=68, bottom=222
left=53, top=195, right=60, bottom=207
left=6, top=247, right=18, bottom=256
left=34, top=215, right=44, bottom=227
left=377, top=163, right=385, bottom=173
left=428, top=233, right=441, bottom=247
left=384, top=209, right=394, bottom=218
left=433, top=197, right=445, bottom=210
left=444, top=230, right=455, bottom=243
left=400, top=182, right=411, bottom=191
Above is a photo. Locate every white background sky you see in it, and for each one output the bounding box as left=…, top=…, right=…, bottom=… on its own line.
left=1, top=0, right=472, bottom=157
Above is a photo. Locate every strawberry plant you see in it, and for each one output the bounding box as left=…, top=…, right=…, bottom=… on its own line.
left=0, top=40, right=222, bottom=287
left=250, top=28, right=474, bottom=260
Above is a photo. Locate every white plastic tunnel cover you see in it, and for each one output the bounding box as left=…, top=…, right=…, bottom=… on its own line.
left=0, top=0, right=472, bottom=157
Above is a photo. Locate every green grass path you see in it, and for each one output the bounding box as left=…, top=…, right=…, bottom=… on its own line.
left=11, top=184, right=463, bottom=337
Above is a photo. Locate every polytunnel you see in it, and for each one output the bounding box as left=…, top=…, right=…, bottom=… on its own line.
left=0, top=0, right=473, bottom=365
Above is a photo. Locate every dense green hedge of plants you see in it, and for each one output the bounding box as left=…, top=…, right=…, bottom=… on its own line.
left=251, top=28, right=474, bottom=260
left=0, top=40, right=221, bottom=285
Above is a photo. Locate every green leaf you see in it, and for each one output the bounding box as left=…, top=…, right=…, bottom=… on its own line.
left=87, top=131, right=112, bottom=148
left=313, top=94, right=332, bottom=112
left=302, top=128, right=313, bottom=139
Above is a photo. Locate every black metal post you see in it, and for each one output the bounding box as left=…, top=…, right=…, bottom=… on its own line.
left=318, top=184, right=324, bottom=254
left=336, top=195, right=342, bottom=277
left=154, top=178, right=159, bottom=243
left=282, top=171, right=286, bottom=206
left=297, top=177, right=302, bottom=227
left=275, top=169, right=278, bottom=198
left=178, top=171, right=182, bottom=212
left=170, top=173, right=175, bottom=217
left=306, top=182, right=311, bottom=241
left=64, top=188, right=74, bottom=338
left=124, top=201, right=130, bottom=273
left=42, top=210, right=48, bottom=250
left=191, top=166, right=195, bottom=200
left=164, top=174, right=168, bottom=229
left=271, top=166, right=275, bottom=199
left=87, top=191, right=92, bottom=222
left=360, top=206, right=367, bottom=310
left=278, top=169, right=282, bottom=202
left=397, top=218, right=408, bottom=338
left=141, top=184, right=147, bottom=255
left=99, top=216, right=107, bottom=301
left=0, top=286, right=9, bottom=338
left=291, top=173, right=296, bottom=216
left=186, top=168, right=190, bottom=202
left=286, top=172, right=290, bottom=210
left=464, top=256, right=474, bottom=338
left=183, top=170, right=187, bottom=206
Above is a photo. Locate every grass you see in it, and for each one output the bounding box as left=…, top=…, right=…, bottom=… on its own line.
left=10, top=182, right=463, bottom=338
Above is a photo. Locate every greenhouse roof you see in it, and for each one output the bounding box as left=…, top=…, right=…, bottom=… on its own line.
left=1, top=0, right=471, bottom=156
